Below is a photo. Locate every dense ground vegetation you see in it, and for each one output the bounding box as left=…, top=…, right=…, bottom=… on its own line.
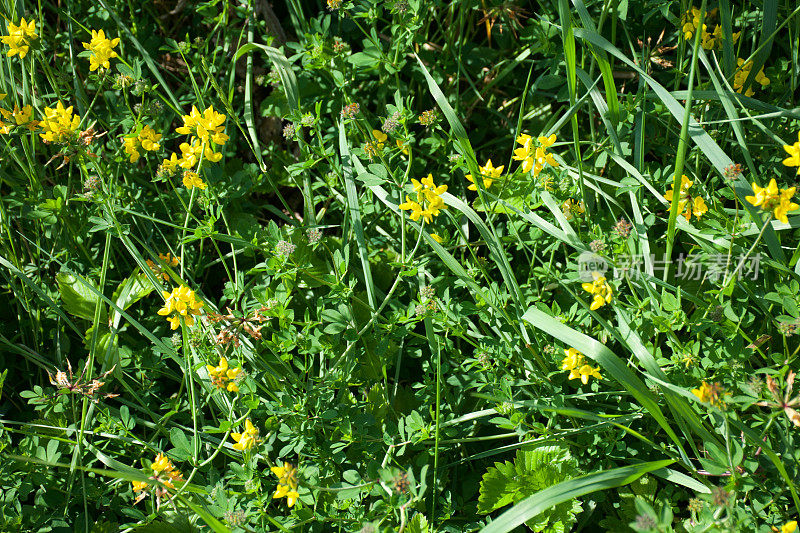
left=2, top=0, right=800, bottom=531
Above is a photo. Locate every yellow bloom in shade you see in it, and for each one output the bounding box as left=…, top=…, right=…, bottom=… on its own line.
left=182, top=171, right=207, bottom=190
left=466, top=159, right=503, bottom=190
left=271, top=462, right=300, bottom=508
left=157, top=286, right=203, bottom=329
left=581, top=271, right=612, bottom=311
left=664, top=175, right=707, bottom=221
left=396, top=139, right=409, bottom=155
left=131, top=480, right=148, bottom=493
left=430, top=233, right=443, bottom=243
left=561, top=348, right=602, bottom=385
left=146, top=252, right=180, bottom=281
left=561, top=199, right=585, bottom=220
left=39, top=102, right=81, bottom=143
left=82, top=29, right=120, bottom=71
left=161, top=152, right=182, bottom=173
left=782, top=521, right=798, bottom=533
left=123, top=137, right=141, bottom=163
left=733, top=58, right=770, bottom=97
left=231, top=419, right=259, bottom=451
left=205, top=356, right=242, bottom=392
left=783, top=132, right=800, bottom=175
left=2, top=18, right=37, bottom=58
left=691, top=381, right=726, bottom=407
left=745, top=178, right=799, bottom=223
left=0, top=104, right=38, bottom=131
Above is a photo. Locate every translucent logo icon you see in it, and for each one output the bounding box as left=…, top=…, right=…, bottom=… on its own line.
left=578, top=251, right=608, bottom=282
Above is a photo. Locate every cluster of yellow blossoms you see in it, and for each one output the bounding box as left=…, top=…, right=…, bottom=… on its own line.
left=465, top=159, right=503, bottom=191
left=399, top=174, right=448, bottom=223
left=146, top=252, right=180, bottom=282
left=0, top=94, right=37, bottom=134
left=733, top=59, right=770, bottom=97
left=40, top=101, right=82, bottom=143
left=160, top=105, right=228, bottom=190
left=2, top=18, right=37, bottom=58
left=513, top=133, right=559, bottom=178
left=81, top=29, right=120, bottom=71
left=781, top=521, right=798, bottom=533
left=231, top=419, right=259, bottom=451
left=664, top=175, right=708, bottom=221
left=157, top=285, right=203, bottom=329
left=271, top=463, right=300, bottom=508
left=561, top=348, right=602, bottom=385
left=681, top=7, right=740, bottom=51
left=205, top=356, right=242, bottom=393
left=364, top=129, right=386, bottom=160
left=132, top=453, right=184, bottom=505
left=782, top=132, right=800, bottom=175
left=582, top=271, right=612, bottom=311
left=745, top=178, right=798, bottom=224
left=124, top=125, right=162, bottom=163
left=691, top=381, right=726, bottom=407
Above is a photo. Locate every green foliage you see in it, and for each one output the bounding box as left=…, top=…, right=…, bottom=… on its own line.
left=478, top=446, right=582, bottom=532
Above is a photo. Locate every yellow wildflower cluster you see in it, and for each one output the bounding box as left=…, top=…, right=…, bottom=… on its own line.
left=399, top=174, right=448, bottom=223
left=466, top=159, right=503, bottom=191
left=161, top=105, right=228, bottom=190
left=691, top=381, right=726, bottom=407
left=513, top=133, right=559, bottom=178
left=664, top=175, right=708, bottom=221
left=123, top=125, right=162, bottom=163
left=2, top=18, right=37, bottom=59
left=157, top=285, right=203, bottom=329
left=745, top=178, right=798, bottom=224
left=132, top=453, right=185, bottom=505
left=681, top=7, right=740, bottom=50
left=231, top=419, right=259, bottom=451
left=733, top=59, right=770, bottom=97
left=783, top=132, right=800, bottom=175
left=582, top=271, right=612, bottom=311
left=0, top=95, right=38, bottom=134
left=364, top=129, right=386, bottom=160
left=39, top=102, right=81, bottom=143
left=271, top=462, right=300, bottom=508
left=146, top=252, right=180, bottom=282
left=205, top=356, right=242, bottom=393
left=81, top=29, right=120, bottom=71
left=561, top=348, right=602, bottom=385
left=782, top=521, right=798, bottom=533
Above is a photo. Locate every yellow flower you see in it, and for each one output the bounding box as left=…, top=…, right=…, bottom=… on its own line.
left=151, top=453, right=175, bottom=475
left=664, top=175, right=706, bottom=221
left=465, top=159, right=503, bottom=191
left=205, top=356, right=242, bottom=392
left=581, top=271, right=612, bottom=311
left=561, top=199, right=585, bottom=220
left=399, top=174, right=447, bottom=224
left=745, top=178, right=799, bottom=224
left=182, top=171, right=207, bottom=190
left=157, top=286, right=203, bottom=329
left=146, top=252, right=180, bottom=281
left=396, top=139, right=409, bottom=155
left=138, top=125, right=162, bottom=151
left=733, top=58, right=770, bottom=97
left=131, top=480, right=149, bottom=493
left=82, top=29, right=120, bottom=71
left=231, top=419, right=259, bottom=451
left=782, top=521, right=798, bottom=533
left=2, top=18, right=37, bottom=58
left=691, top=381, right=726, bottom=407
left=513, top=133, right=558, bottom=177
left=783, top=132, right=800, bottom=175
left=561, top=348, right=602, bottom=385
left=39, top=102, right=81, bottom=143
left=271, top=462, right=300, bottom=508
left=175, top=105, right=229, bottom=145
left=161, top=152, right=182, bottom=172
left=372, top=129, right=387, bottom=149
left=0, top=104, right=38, bottom=131
left=430, top=233, right=443, bottom=243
